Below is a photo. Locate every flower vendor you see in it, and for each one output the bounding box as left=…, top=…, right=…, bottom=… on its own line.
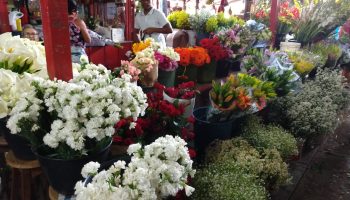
left=133, top=0, right=173, bottom=48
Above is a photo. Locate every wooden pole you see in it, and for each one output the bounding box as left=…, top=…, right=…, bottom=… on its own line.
left=39, top=0, right=72, bottom=81
left=0, top=0, right=11, bottom=33
left=244, top=0, right=252, bottom=20
left=269, top=0, right=279, bottom=47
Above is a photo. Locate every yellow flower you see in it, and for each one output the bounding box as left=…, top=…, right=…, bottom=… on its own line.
left=294, top=60, right=314, bottom=75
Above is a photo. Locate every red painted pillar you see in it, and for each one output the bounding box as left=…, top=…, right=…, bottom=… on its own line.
left=125, top=0, right=135, bottom=41
left=40, top=0, right=72, bottom=81
left=269, top=0, right=279, bottom=47
left=89, top=0, right=94, bottom=16
left=0, top=0, right=11, bottom=33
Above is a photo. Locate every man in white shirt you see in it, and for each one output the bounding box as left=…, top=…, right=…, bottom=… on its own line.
left=134, top=0, right=173, bottom=48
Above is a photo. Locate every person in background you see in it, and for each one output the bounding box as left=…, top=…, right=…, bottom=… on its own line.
left=134, top=0, right=173, bottom=48
left=68, top=0, right=91, bottom=63
left=22, top=24, right=39, bottom=41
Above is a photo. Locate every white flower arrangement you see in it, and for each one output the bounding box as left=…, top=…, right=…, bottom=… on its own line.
left=0, top=32, right=47, bottom=78
left=131, top=47, right=157, bottom=72
left=158, top=47, right=180, bottom=62
left=75, top=135, right=195, bottom=200
left=0, top=69, right=34, bottom=118
left=7, top=63, right=148, bottom=158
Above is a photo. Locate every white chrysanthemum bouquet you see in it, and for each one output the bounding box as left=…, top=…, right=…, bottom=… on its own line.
left=0, top=32, right=47, bottom=78
left=7, top=63, right=148, bottom=159
left=75, top=135, right=195, bottom=200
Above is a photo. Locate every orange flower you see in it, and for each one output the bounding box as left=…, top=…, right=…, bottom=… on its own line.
left=256, top=97, right=266, bottom=111
left=132, top=39, right=152, bottom=53
left=236, top=90, right=251, bottom=110
left=175, top=48, right=191, bottom=67
left=175, top=47, right=211, bottom=67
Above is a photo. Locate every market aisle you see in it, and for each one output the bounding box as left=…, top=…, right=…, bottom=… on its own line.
left=287, top=116, right=350, bottom=200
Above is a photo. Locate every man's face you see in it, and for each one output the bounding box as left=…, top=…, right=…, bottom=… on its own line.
left=23, top=28, right=39, bottom=41
left=141, top=0, right=151, bottom=10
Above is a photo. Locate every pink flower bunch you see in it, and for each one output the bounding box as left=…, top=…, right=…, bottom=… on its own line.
left=154, top=51, right=179, bottom=71
left=116, top=60, right=141, bottom=81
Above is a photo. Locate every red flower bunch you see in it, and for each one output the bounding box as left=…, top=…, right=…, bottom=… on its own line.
left=154, top=51, right=179, bottom=71
left=279, top=1, right=300, bottom=22
left=113, top=83, right=196, bottom=155
left=200, top=38, right=230, bottom=61
left=164, top=81, right=198, bottom=100
left=174, top=47, right=211, bottom=67
left=255, top=9, right=268, bottom=20
left=113, top=117, right=146, bottom=145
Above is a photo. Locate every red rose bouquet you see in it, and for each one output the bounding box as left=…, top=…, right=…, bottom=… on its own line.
left=113, top=83, right=196, bottom=157
left=164, top=81, right=198, bottom=100
left=200, top=38, right=230, bottom=61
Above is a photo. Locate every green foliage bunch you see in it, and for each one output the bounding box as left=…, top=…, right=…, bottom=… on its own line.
left=310, top=42, right=342, bottom=66
left=205, top=16, right=219, bottom=33
left=189, top=10, right=213, bottom=33
left=294, top=0, right=350, bottom=45
left=242, top=115, right=298, bottom=159
left=216, top=12, right=229, bottom=28
left=281, top=68, right=349, bottom=138
left=228, top=16, right=245, bottom=27
left=205, top=138, right=291, bottom=189
left=312, top=68, right=350, bottom=111
left=191, top=160, right=268, bottom=200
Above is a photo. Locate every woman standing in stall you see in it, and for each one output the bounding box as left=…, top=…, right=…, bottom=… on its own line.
left=68, top=0, right=91, bottom=63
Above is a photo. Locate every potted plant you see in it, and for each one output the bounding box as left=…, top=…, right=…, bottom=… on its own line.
left=0, top=33, right=48, bottom=160
left=75, top=135, right=196, bottom=199
left=154, top=47, right=180, bottom=87
left=163, top=81, right=198, bottom=118
left=6, top=63, right=148, bottom=195
left=193, top=73, right=276, bottom=157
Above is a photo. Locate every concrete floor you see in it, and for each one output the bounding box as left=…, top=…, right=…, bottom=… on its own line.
left=272, top=114, right=350, bottom=200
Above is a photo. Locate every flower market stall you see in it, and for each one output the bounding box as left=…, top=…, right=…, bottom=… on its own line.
left=1, top=0, right=350, bottom=199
